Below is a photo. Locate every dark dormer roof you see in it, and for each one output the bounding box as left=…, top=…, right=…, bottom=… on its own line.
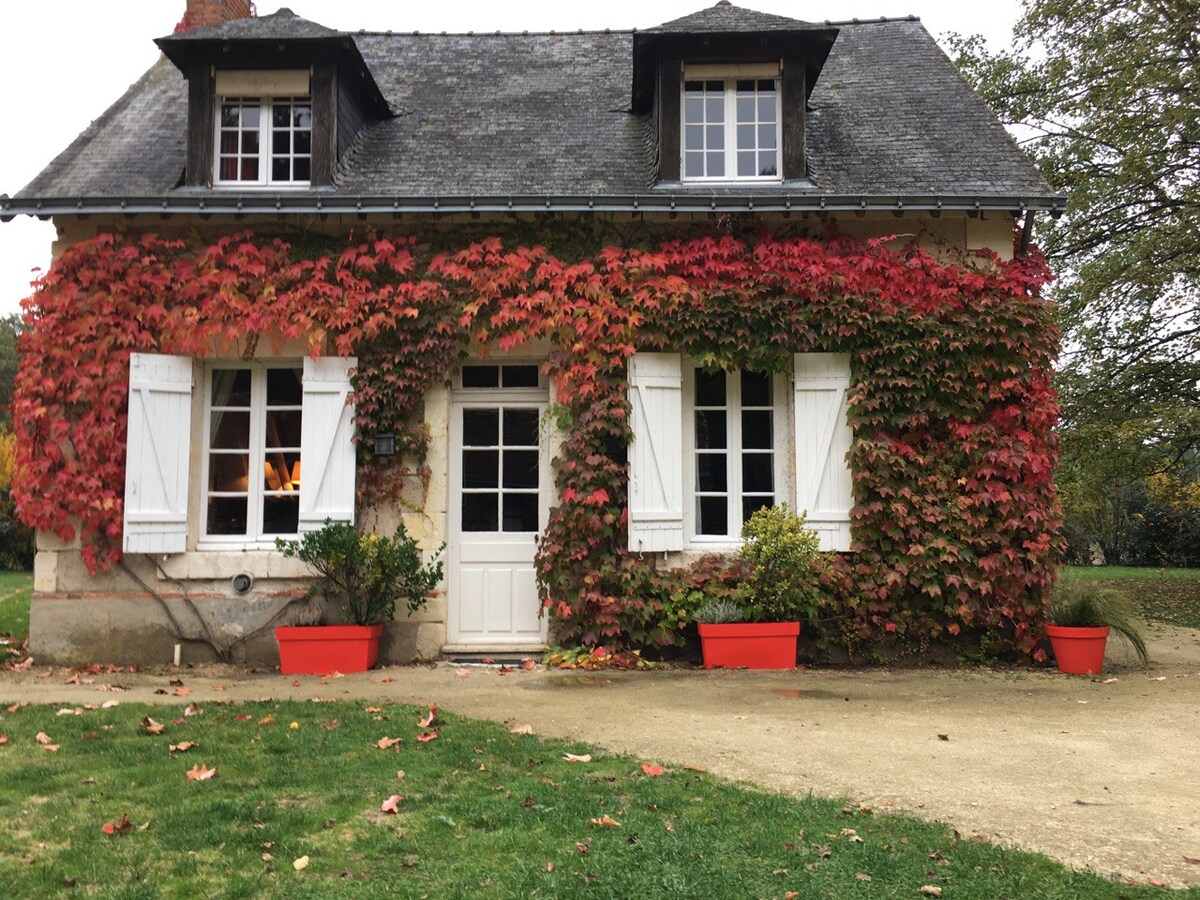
left=157, top=7, right=340, bottom=46
left=4, top=10, right=1063, bottom=218
left=646, top=1, right=815, bottom=33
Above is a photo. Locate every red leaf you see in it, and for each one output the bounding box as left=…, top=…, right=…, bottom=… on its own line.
left=418, top=706, right=438, bottom=728
left=380, top=794, right=404, bottom=814
left=416, top=731, right=438, bottom=743
left=102, top=814, right=131, bottom=836
left=185, top=763, right=217, bottom=782
left=641, top=764, right=665, bottom=777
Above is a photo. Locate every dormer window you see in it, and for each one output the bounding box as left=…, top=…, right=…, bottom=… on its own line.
left=682, top=65, right=780, bottom=182
left=215, top=96, right=312, bottom=186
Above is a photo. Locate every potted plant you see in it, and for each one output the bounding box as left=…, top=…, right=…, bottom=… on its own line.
left=273, top=519, right=444, bottom=675
left=1046, top=575, right=1149, bottom=675
left=693, top=505, right=824, bottom=670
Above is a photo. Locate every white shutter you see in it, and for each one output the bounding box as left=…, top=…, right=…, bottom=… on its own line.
left=627, top=352, right=684, bottom=552
left=123, top=352, right=194, bottom=554
left=299, top=356, right=357, bottom=531
left=794, top=353, right=854, bottom=552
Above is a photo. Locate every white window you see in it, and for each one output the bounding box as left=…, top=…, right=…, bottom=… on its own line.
left=202, top=363, right=303, bottom=543
left=682, top=72, right=780, bottom=182
left=684, top=366, right=786, bottom=541
left=215, top=96, right=312, bottom=186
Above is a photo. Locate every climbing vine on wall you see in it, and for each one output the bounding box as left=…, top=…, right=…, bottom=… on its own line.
left=13, top=227, right=1061, bottom=659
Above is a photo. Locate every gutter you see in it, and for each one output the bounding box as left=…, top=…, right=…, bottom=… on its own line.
left=0, top=192, right=1066, bottom=220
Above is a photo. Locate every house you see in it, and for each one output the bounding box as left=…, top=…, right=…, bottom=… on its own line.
left=2, top=0, right=1065, bottom=665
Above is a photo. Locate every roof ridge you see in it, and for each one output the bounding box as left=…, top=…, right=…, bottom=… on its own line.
left=351, top=28, right=635, bottom=37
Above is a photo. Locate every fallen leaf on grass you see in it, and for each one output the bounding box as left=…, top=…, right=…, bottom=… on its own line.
left=142, top=717, right=165, bottom=734
left=0, top=735, right=7, bottom=746
left=95, top=684, right=124, bottom=692
left=173, top=687, right=191, bottom=697
left=376, top=736, right=402, bottom=750
left=56, top=708, right=83, bottom=716
left=575, top=840, right=591, bottom=854
left=365, top=707, right=382, bottom=714
left=293, top=855, right=309, bottom=871
left=170, top=741, right=198, bottom=753
left=664, top=819, right=675, bottom=834
left=102, top=814, right=131, bottom=835
left=259, top=715, right=275, bottom=726
left=235, top=714, right=252, bottom=721
left=41, top=743, right=61, bottom=752
left=545, top=862, right=554, bottom=872
left=1149, top=878, right=1167, bottom=887
left=418, top=706, right=438, bottom=728
left=855, top=872, right=873, bottom=882
left=563, top=753, right=592, bottom=763
left=185, top=763, right=217, bottom=782
left=321, top=719, right=339, bottom=731
left=183, top=703, right=202, bottom=717
left=919, top=887, right=943, bottom=897
left=381, top=795, right=404, bottom=814
left=641, top=764, right=665, bottom=777
left=36, top=731, right=52, bottom=744
left=509, top=724, right=534, bottom=735
left=101, top=700, right=120, bottom=709
left=6, top=702, right=27, bottom=713
left=588, top=815, right=621, bottom=828
left=416, top=731, right=438, bottom=743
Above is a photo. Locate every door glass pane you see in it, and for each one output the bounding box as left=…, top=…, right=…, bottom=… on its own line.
left=211, top=369, right=251, bottom=407
left=743, top=495, right=773, bottom=522
left=743, top=453, right=774, bottom=493
left=501, top=365, right=540, bottom=388
left=463, top=409, right=499, bottom=445
left=695, top=369, right=725, bottom=406
left=210, top=411, right=250, bottom=449
left=262, top=495, right=299, bottom=535
left=503, top=409, right=539, bottom=446
left=503, top=493, right=538, bottom=532
left=265, top=410, right=301, bottom=448
left=503, top=450, right=538, bottom=489
left=462, top=493, right=498, bottom=532
left=207, top=496, right=248, bottom=535
left=741, top=370, right=770, bottom=406
left=208, top=454, right=249, bottom=492
left=462, top=365, right=499, bottom=387
left=463, top=450, right=499, bottom=488
left=742, top=410, right=773, bottom=449
left=697, top=454, right=727, bottom=492
left=695, top=410, right=727, bottom=450
left=698, top=496, right=728, bottom=536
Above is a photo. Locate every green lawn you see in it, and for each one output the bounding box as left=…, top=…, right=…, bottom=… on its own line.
left=0, top=570, right=32, bottom=649
left=1065, top=566, right=1200, bottom=628
left=0, top=700, right=1188, bottom=898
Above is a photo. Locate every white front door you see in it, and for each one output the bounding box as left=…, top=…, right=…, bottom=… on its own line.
left=447, top=397, right=549, bottom=648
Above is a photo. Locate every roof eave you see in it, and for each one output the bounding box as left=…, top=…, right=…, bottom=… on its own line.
left=0, top=192, right=1068, bottom=220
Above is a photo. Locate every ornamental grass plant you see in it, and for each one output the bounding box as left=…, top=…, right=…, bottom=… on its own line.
left=1050, top=574, right=1150, bottom=665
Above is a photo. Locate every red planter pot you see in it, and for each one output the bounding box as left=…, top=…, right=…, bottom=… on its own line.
left=275, top=624, right=385, bottom=675
left=1046, top=624, right=1110, bottom=675
left=697, top=622, right=801, bottom=670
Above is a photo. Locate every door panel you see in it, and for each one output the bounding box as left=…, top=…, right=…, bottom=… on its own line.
left=448, top=399, right=548, bottom=647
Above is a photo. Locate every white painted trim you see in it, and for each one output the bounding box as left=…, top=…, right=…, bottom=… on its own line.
left=680, top=76, right=783, bottom=184
left=214, top=69, right=311, bottom=96
left=684, top=62, right=781, bottom=78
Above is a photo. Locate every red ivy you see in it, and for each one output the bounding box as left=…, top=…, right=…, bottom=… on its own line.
left=14, top=229, right=1062, bottom=659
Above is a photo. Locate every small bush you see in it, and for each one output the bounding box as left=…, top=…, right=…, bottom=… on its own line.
left=738, top=505, right=824, bottom=623
left=1050, top=575, right=1150, bottom=664
left=276, top=520, right=444, bottom=626
left=0, top=488, right=34, bottom=572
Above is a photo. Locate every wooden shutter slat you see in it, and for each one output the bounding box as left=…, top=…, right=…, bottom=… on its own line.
left=627, top=352, right=684, bottom=552
left=299, top=356, right=357, bottom=531
left=123, top=353, right=194, bottom=554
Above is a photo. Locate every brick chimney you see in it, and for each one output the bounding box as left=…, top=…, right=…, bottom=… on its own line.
left=175, top=0, right=253, bottom=33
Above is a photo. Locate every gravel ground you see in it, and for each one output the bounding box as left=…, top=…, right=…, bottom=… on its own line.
left=3, top=622, right=1198, bottom=888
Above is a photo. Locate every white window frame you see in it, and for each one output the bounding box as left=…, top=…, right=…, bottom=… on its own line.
left=680, top=63, right=782, bottom=184
left=682, top=364, right=788, bottom=546
left=199, top=361, right=304, bottom=549
left=213, top=95, right=312, bottom=188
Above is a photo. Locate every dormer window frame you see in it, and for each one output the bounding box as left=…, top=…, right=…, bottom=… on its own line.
left=213, top=93, right=313, bottom=189
left=680, top=62, right=783, bottom=184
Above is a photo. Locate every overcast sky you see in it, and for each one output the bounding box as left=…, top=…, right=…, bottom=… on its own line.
left=0, top=0, right=1023, bottom=319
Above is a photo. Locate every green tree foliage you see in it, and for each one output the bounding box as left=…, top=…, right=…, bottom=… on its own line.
left=953, top=0, right=1200, bottom=564
left=0, top=314, right=23, bottom=429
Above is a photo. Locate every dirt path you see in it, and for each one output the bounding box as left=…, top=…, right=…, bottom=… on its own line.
left=3, top=623, right=1199, bottom=888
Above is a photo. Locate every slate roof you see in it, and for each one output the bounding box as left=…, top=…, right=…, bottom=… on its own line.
left=5, top=4, right=1062, bottom=217
left=158, top=6, right=340, bottom=42
left=646, top=1, right=815, bottom=32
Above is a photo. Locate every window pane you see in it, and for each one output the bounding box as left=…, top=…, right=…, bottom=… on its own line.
left=273, top=131, right=291, bottom=155
left=210, top=411, right=250, bottom=449
left=705, top=124, right=724, bottom=151
left=697, top=453, right=727, bottom=492
left=684, top=152, right=704, bottom=178
left=462, top=493, right=498, bottom=532
left=503, top=493, right=539, bottom=532
left=293, top=158, right=311, bottom=182
left=758, top=96, right=775, bottom=121
left=759, top=155, right=778, bottom=177
left=262, top=495, right=299, bottom=535
left=738, top=151, right=756, bottom=177
left=220, top=132, right=239, bottom=154
left=736, top=79, right=754, bottom=91
left=207, top=496, right=248, bottom=535
left=273, top=104, right=290, bottom=127
left=741, top=370, right=771, bottom=406
left=736, top=97, right=755, bottom=122
left=221, top=105, right=240, bottom=127
left=695, top=369, right=726, bottom=406
left=707, top=152, right=724, bottom=177
left=241, top=130, right=259, bottom=154
left=503, top=450, right=539, bottom=489
left=463, top=450, right=498, bottom=488
left=503, top=409, right=539, bottom=446
left=695, top=410, right=727, bottom=450
left=294, top=130, right=312, bottom=154
left=265, top=410, right=301, bottom=448
left=263, top=451, right=301, bottom=490
left=742, top=410, right=773, bottom=449
left=685, top=125, right=704, bottom=151
left=240, top=158, right=259, bottom=180
left=463, top=409, right=499, bottom=445
left=462, top=365, right=500, bottom=388
left=684, top=96, right=703, bottom=123
left=501, top=365, right=540, bottom=388
left=758, top=79, right=776, bottom=92
left=219, top=157, right=238, bottom=181
left=267, top=368, right=302, bottom=406
left=684, top=80, right=703, bottom=92
left=737, top=124, right=755, bottom=150
left=704, top=80, right=722, bottom=92
left=208, top=454, right=249, bottom=492
left=241, top=105, right=260, bottom=128
left=705, top=97, right=723, bottom=121
left=743, top=495, right=773, bottom=522
left=273, top=158, right=291, bottom=182
left=294, top=106, right=312, bottom=129
left=212, top=369, right=251, bottom=407
left=698, top=496, right=728, bottom=536
left=743, top=454, right=774, bottom=493
left=759, top=124, right=777, bottom=149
